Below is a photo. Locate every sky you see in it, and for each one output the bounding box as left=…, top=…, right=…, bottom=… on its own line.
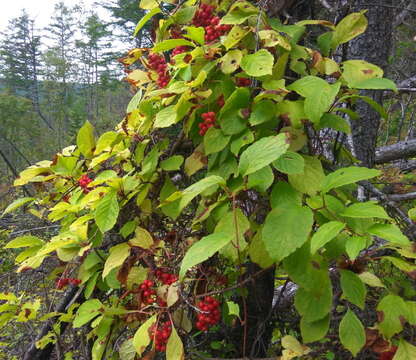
left=0, top=0, right=110, bottom=32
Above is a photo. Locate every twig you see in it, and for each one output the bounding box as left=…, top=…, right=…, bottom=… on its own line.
left=195, top=266, right=273, bottom=298
left=10, top=225, right=60, bottom=236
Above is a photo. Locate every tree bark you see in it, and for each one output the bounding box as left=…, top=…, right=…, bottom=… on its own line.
left=347, top=0, right=394, bottom=168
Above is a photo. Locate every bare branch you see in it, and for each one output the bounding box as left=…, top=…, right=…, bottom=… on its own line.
left=387, top=192, right=416, bottom=202
left=375, top=139, right=416, bottom=164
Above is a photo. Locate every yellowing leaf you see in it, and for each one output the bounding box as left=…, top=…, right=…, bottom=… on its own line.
left=77, top=121, right=96, bottom=158
left=332, top=11, right=368, bottom=48
left=129, top=227, right=153, bottom=249
left=166, top=326, right=184, bottom=360
left=102, top=243, right=130, bottom=279
left=167, top=283, right=179, bottom=307
left=133, top=315, right=157, bottom=356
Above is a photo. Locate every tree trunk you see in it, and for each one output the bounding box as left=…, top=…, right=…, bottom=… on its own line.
left=347, top=0, right=394, bottom=168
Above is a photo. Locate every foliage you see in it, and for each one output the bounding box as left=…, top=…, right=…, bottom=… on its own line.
left=2, top=1, right=415, bottom=359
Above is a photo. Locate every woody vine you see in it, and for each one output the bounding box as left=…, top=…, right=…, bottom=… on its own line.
left=2, top=0, right=416, bottom=359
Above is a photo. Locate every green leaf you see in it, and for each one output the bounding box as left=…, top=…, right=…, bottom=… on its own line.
left=247, top=165, right=274, bottom=192
left=262, top=204, right=313, bottom=261
left=248, top=100, right=276, bottom=125
left=288, top=76, right=339, bottom=123
left=133, top=315, right=157, bottom=356
left=220, top=49, right=243, bottom=74
left=173, top=6, right=196, bottom=24
left=241, top=49, right=274, bottom=77
left=367, top=224, right=410, bottom=246
left=239, top=134, right=289, bottom=176
left=393, top=339, right=416, bottom=360
left=273, top=151, right=305, bottom=175
left=5, top=235, right=44, bottom=249
left=179, top=232, right=233, bottom=280
left=166, top=326, right=184, bottom=360
left=133, top=8, right=161, bottom=36
left=332, top=11, right=368, bottom=48
left=248, top=231, right=274, bottom=269
left=226, top=301, right=240, bottom=318
left=153, top=39, right=195, bottom=52
left=339, top=309, right=365, bottom=356
left=305, top=82, right=340, bottom=124
left=341, top=60, right=383, bottom=87
left=354, top=77, right=397, bottom=91
left=73, top=299, right=103, bottom=328
left=341, top=201, right=390, bottom=219
left=95, top=189, right=119, bottom=233
left=161, top=155, right=184, bottom=171
left=345, top=236, right=369, bottom=260
left=215, top=209, right=250, bottom=261
left=204, top=128, right=230, bottom=155
left=77, top=121, right=96, bottom=158
left=377, top=294, right=409, bottom=338
left=322, top=166, right=380, bottom=192
left=2, top=197, right=35, bottom=216
left=154, top=105, right=177, bottom=128
left=317, top=113, right=351, bottom=134
left=310, top=221, right=345, bottom=254
left=288, top=155, right=325, bottom=195
left=230, top=129, right=254, bottom=155
left=270, top=181, right=302, bottom=208
left=295, top=278, right=332, bottom=322
left=222, top=25, right=249, bottom=50
left=220, top=2, right=258, bottom=24
left=301, top=315, right=330, bottom=343
left=94, top=132, right=121, bottom=154
left=340, top=270, right=366, bottom=309
left=102, top=243, right=130, bottom=279
left=184, top=26, right=205, bottom=45
left=162, top=175, right=225, bottom=219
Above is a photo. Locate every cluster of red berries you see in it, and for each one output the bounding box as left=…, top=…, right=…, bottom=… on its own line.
left=195, top=296, right=221, bottom=331
left=149, top=321, right=172, bottom=352
left=79, top=174, right=92, bottom=194
left=199, top=111, right=216, bottom=136
left=236, top=77, right=251, bottom=87
left=155, top=269, right=178, bottom=285
left=148, top=53, right=170, bottom=88
left=140, top=279, right=156, bottom=304
left=192, top=4, right=231, bottom=43
left=172, top=46, right=189, bottom=57
left=56, top=278, right=81, bottom=290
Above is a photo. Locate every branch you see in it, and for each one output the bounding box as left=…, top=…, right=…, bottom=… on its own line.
left=387, top=192, right=416, bottom=202
left=397, top=75, right=416, bottom=89
left=23, top=286, right=82, bottom=360
left=393, top=0, right=416, bottom=27
left=389, top=159, right=416, bottom=172
left=375, top=139, right=416, bottom=164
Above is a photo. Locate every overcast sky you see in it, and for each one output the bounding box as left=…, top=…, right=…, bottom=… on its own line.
left=0, top=0, right=110, bottom=32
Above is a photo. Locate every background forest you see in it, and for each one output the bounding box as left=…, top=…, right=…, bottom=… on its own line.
left=1, top=0, right=416, bottom=360
left=0, top=0, right=153, bottom=191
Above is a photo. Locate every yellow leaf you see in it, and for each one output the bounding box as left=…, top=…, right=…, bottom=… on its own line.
left=129, top=226, right=153, bottom=249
